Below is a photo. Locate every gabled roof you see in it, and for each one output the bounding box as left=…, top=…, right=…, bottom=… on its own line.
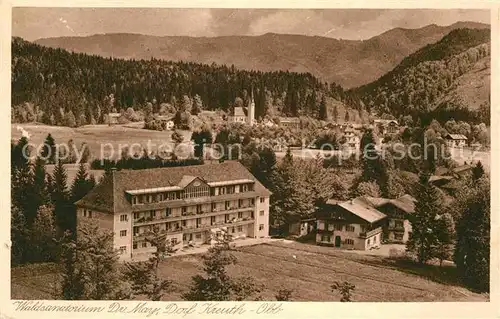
left=233, top=107, right=246, bottom=117
left=338, top=198, right=387, bottom=223
left=445, top=134, right=468, bottom=140
left=75, top=161, right=271, bottom=213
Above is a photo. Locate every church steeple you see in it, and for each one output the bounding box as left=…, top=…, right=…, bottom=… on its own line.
left=248, top=87, right=255, bottom=126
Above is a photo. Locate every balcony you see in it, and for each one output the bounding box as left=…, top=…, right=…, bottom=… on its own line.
left=133, top=205, right=255, bottom=226
left=359, top=226, right=383, bottom=239
left=388, top=225, right=405, bottom=232
left=133, top=217, right=255, bottom=240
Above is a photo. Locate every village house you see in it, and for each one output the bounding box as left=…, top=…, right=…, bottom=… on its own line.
left=375, top=195, right=416, bottom=243
left=343, top=127, right=360, bottom=151
left=289, top=218, right=316, bottom=237
left=104, top=112, right=121, bottom=125
left=373, top=119, right=399, bottom=135
left=316, top=197, right=386, bottom=250
left=75, top=161, right=271, bottom=261
left=316, top=194, right=416, bottom=249
left=155, top=115, right=175, bottom=130
left=444, top=133, right=468, bottom=148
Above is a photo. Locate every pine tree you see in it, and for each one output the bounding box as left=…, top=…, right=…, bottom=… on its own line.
left=28, top=157, right=48, bottom=225
left=31, top=205, right=58, bottom=262
left=70, top=162, right=93, bottom=202
left=331, top=281, right=355, bottom=302
left=11, top=205, right=28, bottom=265
left=406, top=173, right=444, bottom=264
left=124, top=226, right=177, bottom=300
left=454, top=177, right=490, bottom=292
left=52, top=160, right=73, bottom=232
left=60, top=221, right=132, bottom=300
left=41, top=133, right=56, bottom=164
left=472, top=161, right=485, bottom=181
left=182, top=234, right=260, bottom=301
left=318, top=95, right=327, bottom=120
left=333, top=104, right=339, bottom=123
left=344, top=110, right=350, bottom=123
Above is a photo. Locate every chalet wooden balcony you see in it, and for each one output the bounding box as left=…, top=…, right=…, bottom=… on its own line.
left=359, top=226, right=383, bottom=239
left=133, top=205, right=255, bottom=226
left=387, top=225, right=405, bottom=232
left=133, top=217, right=255, bottom=241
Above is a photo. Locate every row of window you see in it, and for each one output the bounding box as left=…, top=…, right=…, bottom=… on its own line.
left=131, top=184, right=256, bottom=205
left=133, top=203, right=262, bottom=222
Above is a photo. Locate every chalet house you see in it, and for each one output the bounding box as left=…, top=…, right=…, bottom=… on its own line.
left=373, top=119, right=399, bottom=135
left=374, top=195, right=416, bottom=243
left=316, top=197, right=386, bottom=250
left=445, top=134, right=468, bottom=148
left=104, top=113, right=121, bottom=125
left=75, top=161, right=271, bottom=261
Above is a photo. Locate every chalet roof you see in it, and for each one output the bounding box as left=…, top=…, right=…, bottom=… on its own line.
left=233, top=107, right=246, bottom=117
left=373, top=119, right=398, bottom=125
left=338, top=198, right=387, bottom=224
left=445, top=134, right=468, bottom=140
left=388, top=195, right=416, bottom=214
left=75, top=161, right=271, bottom=213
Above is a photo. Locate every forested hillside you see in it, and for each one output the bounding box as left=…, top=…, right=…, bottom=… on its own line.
left=35, top=21, right=489, bottom=88
left=354, top=28, right=490, bottom=124
left=12, top=37, right=361, bottom=126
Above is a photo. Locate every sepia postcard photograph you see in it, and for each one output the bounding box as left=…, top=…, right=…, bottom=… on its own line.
left=3, top=2, right=498, bottom=317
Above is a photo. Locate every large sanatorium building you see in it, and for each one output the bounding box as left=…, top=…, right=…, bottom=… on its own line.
left=75, top=161, right=271, bottom=261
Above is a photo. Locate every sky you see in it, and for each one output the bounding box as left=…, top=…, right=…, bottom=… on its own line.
left=12, top=8, right=490, bottom=41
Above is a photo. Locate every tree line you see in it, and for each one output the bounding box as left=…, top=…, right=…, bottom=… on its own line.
left=12, top=37, right=362, bottom=127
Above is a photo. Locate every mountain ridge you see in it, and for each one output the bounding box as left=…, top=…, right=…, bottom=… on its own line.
left=34, top=21, right=490, bottom=88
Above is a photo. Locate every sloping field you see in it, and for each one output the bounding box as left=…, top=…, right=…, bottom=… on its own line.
left=11, top=241, right=486, bottom=301
left=11, top=124, right=192, bottom=161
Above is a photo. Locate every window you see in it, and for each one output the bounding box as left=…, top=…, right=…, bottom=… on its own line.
left=132, top=197, right=138, bottom=205
left=211, top=216, right=216, bottom=224
left=241, top=184, right=248, bottom=192
left=237, top=226, right=243, bottom=232
left=196, top=233, right=202, bottom=239
left=212, top=203, right=217, bottom=211
left=134, top=212, right=140, bottom=220
left=395, top=233, right=404, bottom=241
left=322, top=235, right=330, bottom=242
left=225, top=201, right=231, bottom=210
left=196, top=205, right=202, bottom=213
left=238, top=199, right=243, bottom=208
left=219, top=187, right=226, bottom=195
left=238, top=212, right=243, bottom=219
left=367, top=238, right=371, bottom=245
left=318, top=221, right=325, bottom=230
left=138, top=195, right=144, bottom=204
left=251, top=212, right=254, bottom=218
left=259, top=210, right=264, bottom=216
left=227, top=186, right=235, bottom=194
left=345, top=239, right=354, bottom=245
left=165, top=208, right=171, bottom=217
left=182, top=220, right=186, bottom=227
left=346, top=225, right=355, bottom=232
left=334, top=224, right=343, bottom=231
left=373, top=235, right=377, bottom=243
left=259, top=224, right=264, bottom=231
left=120, top=230, right=127, bottom=237
left=231, top=227, right=235, bottom=233
left=133, top=227, right=139, bottom=236
left=395, top=220, right=404, bottom=228
left=120, top=214, right=128, bottom=222
left=260, top=198, right=265, bottom=203
left=119, top=246, right=126, bottom=254
left=150, top=210, right=156, bottom=218
left=147, top=195, right=153, bottom=203
left=142, top=242, right=147, bottom=248
left=182, top=207, right=187, bottom=215
left=225, top=214, right=230, bottom=222
left=133, top=243, right=137, bottom=249
left=251, top=199, right=255, bottom=205
left=171, top=238, right=178, bottom=245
